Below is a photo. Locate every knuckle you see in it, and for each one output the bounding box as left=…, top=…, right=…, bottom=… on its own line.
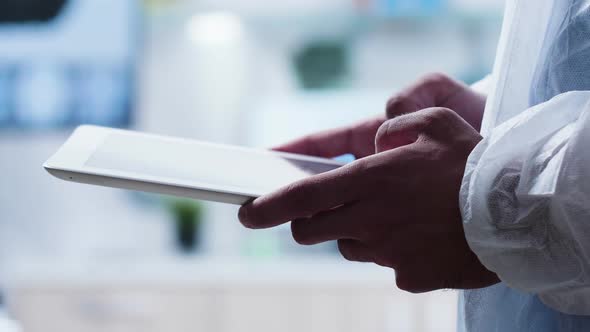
left=421, top=72, right=452, bottom=88
left=385, top=94, right=415, bottom=119
left=374, top=120, right=391, bottom=145
left=428, top=106, right=456, bottom=121
left=421, top=107, right=457, bottom=132
left=386, top=73, right=457, bottom=120
left=386, top=73, right=454, bottom=117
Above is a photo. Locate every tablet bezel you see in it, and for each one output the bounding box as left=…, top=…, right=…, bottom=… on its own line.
left=44, top=125, right=346, bottom=204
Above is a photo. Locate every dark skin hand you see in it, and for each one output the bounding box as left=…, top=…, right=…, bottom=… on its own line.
left=239, top=74, right=499, bottom=292
left=271, top=73, right=487, bottom=162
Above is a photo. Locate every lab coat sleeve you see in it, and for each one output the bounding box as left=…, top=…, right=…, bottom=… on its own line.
left=460, top=91, right=590, bottom=315
left=470, top=75, right=493, bottom=95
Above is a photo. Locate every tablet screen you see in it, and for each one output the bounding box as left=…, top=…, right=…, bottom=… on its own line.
left=84, top=132, right=341, bottom=195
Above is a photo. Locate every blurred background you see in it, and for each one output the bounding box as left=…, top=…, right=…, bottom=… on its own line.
left=0, top=0, right=504, bottom=331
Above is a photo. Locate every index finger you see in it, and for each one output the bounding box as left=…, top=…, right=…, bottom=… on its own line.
left=273, top=116, right=384, bottom=159
left=238, top=162, right=366, bottom=229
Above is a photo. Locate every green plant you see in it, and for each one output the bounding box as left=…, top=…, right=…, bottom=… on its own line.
left=167, top=198, right=204, bottom=253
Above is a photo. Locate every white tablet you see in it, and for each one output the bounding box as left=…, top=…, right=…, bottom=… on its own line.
left=44, top=125, right=345, bottom=205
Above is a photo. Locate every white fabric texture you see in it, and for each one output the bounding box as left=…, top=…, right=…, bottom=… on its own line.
left=463, top=92, right=590, bottom=313
left=459, top=0, right=590, bottom=329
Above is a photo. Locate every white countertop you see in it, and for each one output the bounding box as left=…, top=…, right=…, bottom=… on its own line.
left=2, top=256, right=395, bottom=288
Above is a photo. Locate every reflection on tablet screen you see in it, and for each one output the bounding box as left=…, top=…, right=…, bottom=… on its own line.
left=85, top=133, right=341, bottom=195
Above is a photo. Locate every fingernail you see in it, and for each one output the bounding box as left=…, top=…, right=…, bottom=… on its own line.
left=238, top=206, right=251, bottom=226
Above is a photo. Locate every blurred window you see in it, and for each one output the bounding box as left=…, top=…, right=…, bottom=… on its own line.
left=0, top=0, right=138, bottom=131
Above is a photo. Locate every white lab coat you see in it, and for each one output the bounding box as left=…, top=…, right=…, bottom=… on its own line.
left=459, top=0, right=590, bottom=330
